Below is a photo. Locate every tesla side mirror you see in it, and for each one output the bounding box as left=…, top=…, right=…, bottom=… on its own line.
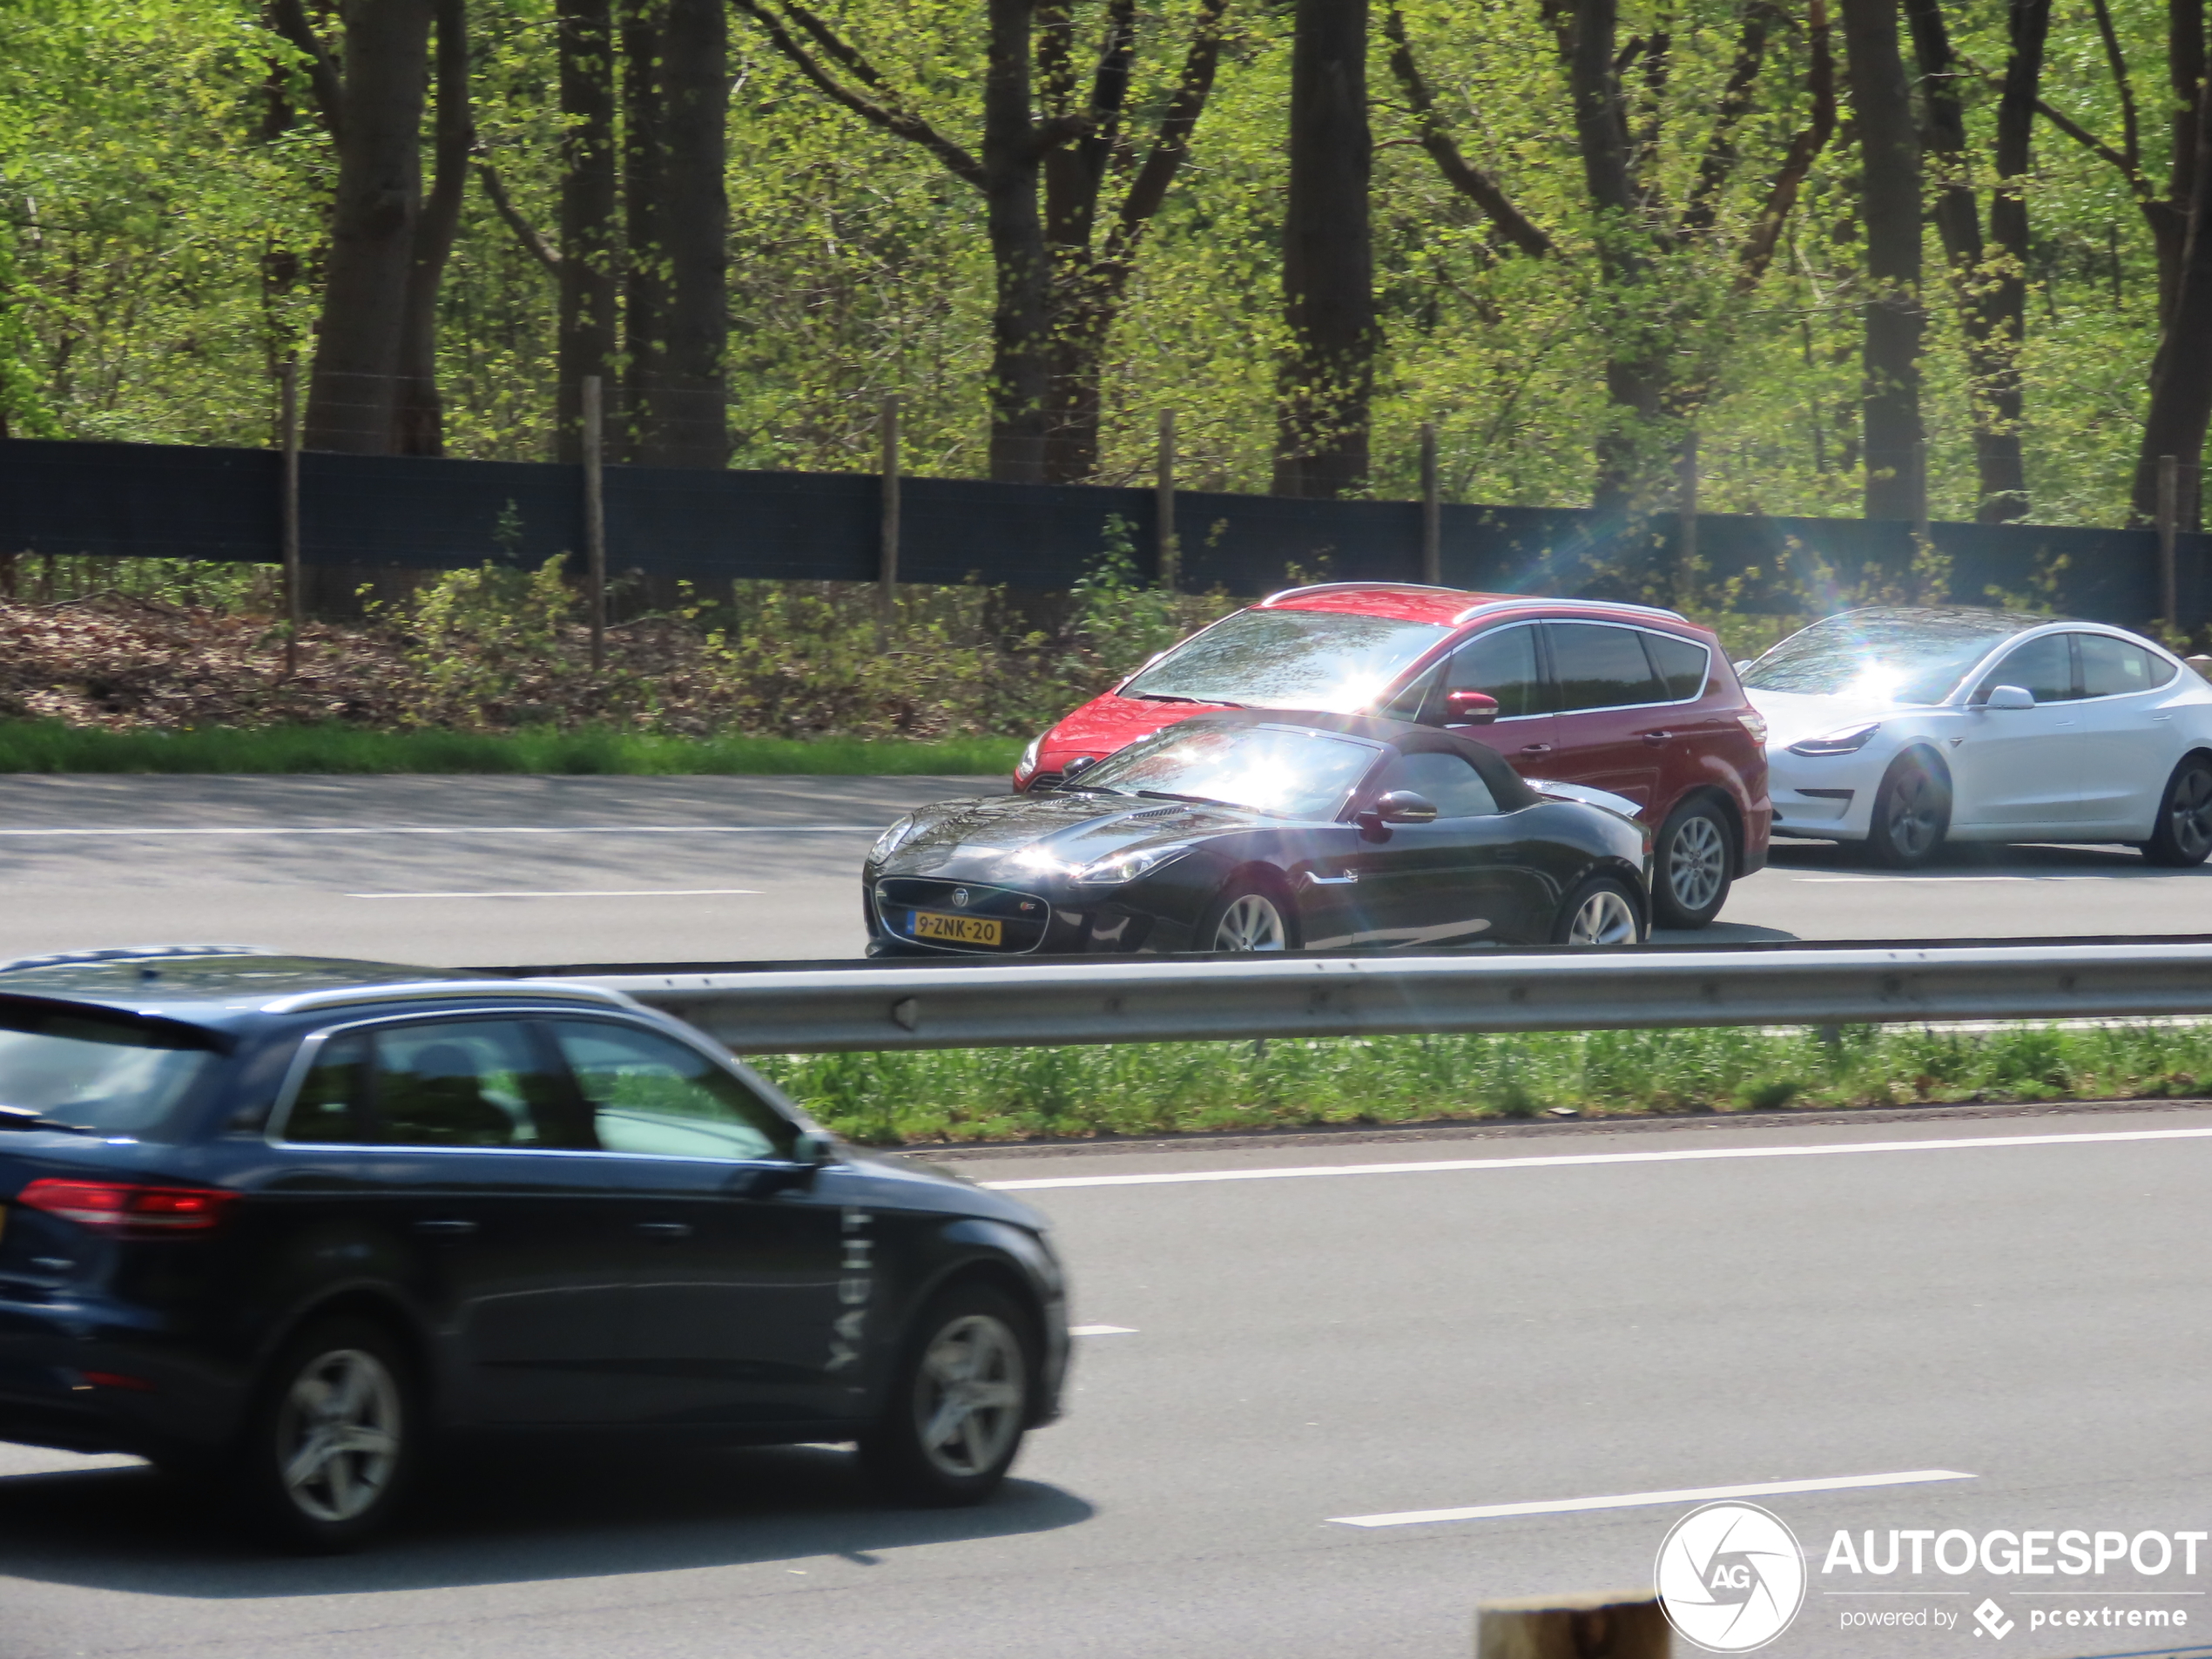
left=1444, top=690, right=1501, bottom=725
left=1982, top=684, right=2035, bottom=711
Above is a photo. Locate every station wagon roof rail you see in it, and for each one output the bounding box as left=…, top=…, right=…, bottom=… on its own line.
left=259, top=979, right=637, bottom=1016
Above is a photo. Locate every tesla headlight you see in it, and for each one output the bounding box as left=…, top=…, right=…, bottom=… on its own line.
left=868, top=813, right=921, bottom=863
left=1017, top=734, right=1043, bottom=776
left=1787, top=722, right=1881, bottom=756
left=1070, top=845, right=1193, bottom=887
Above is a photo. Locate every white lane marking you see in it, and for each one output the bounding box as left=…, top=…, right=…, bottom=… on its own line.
left=981, top=1125, right=2212, bottom=1191
left=350, top=887, right=764, bottom=900
left=0, top=825, right=881, bottom=838
left=1330, top=1469, right=1975, bottom=1528
left=1069, top=1325, right=1136, bottom=1337
left=1793, top=874, right=2123, bottom=884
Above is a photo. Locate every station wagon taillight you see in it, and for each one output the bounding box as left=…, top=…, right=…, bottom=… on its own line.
left=16, top=1178, right=238, bottom=1234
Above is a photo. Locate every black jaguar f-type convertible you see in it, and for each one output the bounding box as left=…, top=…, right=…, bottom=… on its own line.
left=862, top=711, right=1651, bottom=954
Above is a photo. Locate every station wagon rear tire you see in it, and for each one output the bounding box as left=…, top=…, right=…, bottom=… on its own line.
left=859, top=1283, right=1034, bottom=1507
left=232, top=1316, right=418, bottom=1553
left=1650, top=799, right=1734, bottom=929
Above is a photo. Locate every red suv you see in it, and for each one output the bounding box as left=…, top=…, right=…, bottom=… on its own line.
left=1015, top=583, right=1772, bottom=928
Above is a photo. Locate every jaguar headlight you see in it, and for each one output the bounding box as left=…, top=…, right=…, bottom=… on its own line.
left=868, top=813, right=921, bottom=863
left=1070, top=845, right=1192, bottom=887
left=1787, top=722, right=1881, bottom=756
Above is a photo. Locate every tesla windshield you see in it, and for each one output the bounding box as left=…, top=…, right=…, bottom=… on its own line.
left=0, top=1007, right=218, bottom=1137
left=1742, top=608, right=2039, bottom=705
left=1078, top=723, right=1381, bottom=819
left=1121, top=609, right=1448, bottom=711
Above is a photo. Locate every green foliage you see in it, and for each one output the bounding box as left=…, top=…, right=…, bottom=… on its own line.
left=755, top=1020, right=2212, bottom=1144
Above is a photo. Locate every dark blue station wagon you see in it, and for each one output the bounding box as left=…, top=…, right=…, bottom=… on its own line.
left=0, top=950, right=1068, bottom=1548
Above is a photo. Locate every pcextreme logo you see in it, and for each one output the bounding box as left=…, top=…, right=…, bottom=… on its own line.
left=1656, top=1502, right=1809, bottom=1653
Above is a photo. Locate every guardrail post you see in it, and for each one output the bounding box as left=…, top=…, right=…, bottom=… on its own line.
left=880, top=394, right=901, bottom=625
left=2158, top=454, right=2179, bottom=630
left=582, top=374, right=607, bottom=673
left=1421, top=421, right=1441, bottom=586
left=280, top=360, right=302, bottom=678
left=1157, top=408, right=1178, bottom=591
left=1476, top=1590, right=1669, bottom=1659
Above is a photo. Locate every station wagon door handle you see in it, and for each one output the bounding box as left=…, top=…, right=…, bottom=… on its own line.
left=635, top=1221, right=694, bottom=1241
left=413, top=1218, right=477, bottom=1238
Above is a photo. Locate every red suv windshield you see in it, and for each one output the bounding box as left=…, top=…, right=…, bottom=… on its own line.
left=1121, top=609, right=1449, bottom=711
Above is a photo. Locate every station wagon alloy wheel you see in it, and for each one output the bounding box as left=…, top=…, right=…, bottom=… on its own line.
left=916, top=1314, right=1026, bottom=1480
left=276, top=1347, right=402, bottom=1523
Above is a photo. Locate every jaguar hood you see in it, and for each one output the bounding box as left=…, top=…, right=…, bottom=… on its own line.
left=878, top=791, right=1283, bottom=880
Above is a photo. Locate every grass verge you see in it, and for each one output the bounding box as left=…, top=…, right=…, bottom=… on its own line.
left=0, top=721, right=1022, bottom=776
left=752, top=1022, right=2212, bottom=1144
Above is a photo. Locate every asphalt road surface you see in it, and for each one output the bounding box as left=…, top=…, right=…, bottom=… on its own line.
left=2, top=775, right=2210, bottom=966
left=6, top=1103, right=2211, bottom=1658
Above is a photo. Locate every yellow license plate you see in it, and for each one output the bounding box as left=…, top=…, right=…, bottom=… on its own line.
left=912, top=910, right=1001, bottom=945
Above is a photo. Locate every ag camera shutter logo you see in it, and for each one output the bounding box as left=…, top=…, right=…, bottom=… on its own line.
left=1656, top=1501, right=1808, bottom=1652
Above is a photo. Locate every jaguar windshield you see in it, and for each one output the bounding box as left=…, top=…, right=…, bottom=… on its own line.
left=1121, top=609, right=1448, bottom=711
left=1076, top=722, right=1382, bottom=819
left=1742, top=607, right=2040, bottom=705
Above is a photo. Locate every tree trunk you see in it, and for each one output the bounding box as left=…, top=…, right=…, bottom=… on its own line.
left=394, top=0, right=473, bottom=457
left=1275, top=0, right=1374, bottom=499
left=983, top=0, right=1054, bottom=483
left=1838, top=0, right=1925, bottom=523
left=2134, top=69, right=2212, bottom=529
left=556, top=0, right=618, bottom=463
left=650, top=0, right=728, bottom=468
left=1556, top=0, right=1662, bottom=512
left=2161, top=0, right=2207, bottom=324
left=620, top=0, right=667, bottom=462
left=304, top=0, right=434, bottom=454
left=1979, top=0, right=2051, bottom=522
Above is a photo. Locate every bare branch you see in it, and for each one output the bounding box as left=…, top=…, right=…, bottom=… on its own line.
left=475, top=158, right=560, bottom=275
left=732, top=0, right=984, bottom=186
left=2088, top=0, right=2141, bottom=175
left=1101, top=0, right=1232, bottom=272
left=1737, top=0, right=1835, bottom=289
left=1682, top=2, right=1775, bottom=236
left=1381, top=4, right=1556, bottom=259
left=2032, top=93, right=2149, bottom=191
left=268, top=0, right=344, bottom=138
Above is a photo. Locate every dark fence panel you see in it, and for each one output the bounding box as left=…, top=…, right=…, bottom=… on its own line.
left=2, top=436, right=2205, bottom=628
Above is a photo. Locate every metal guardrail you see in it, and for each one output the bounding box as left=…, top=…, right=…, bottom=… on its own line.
left=543, top=941, right=2212, bottom=1054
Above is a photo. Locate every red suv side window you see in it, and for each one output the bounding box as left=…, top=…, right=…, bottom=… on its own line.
left=1548, top=622, right=1669, bottom=711
left=1443, top=624, right=1547, bottom=716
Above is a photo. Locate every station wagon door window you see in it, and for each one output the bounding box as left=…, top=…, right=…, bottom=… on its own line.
left=374, top=1021, right=564, bottom=1146
left=550, top=1021, right=796, bottom=1163
left=1445, top=624, right=1546, bottom=717
left=1547, top=623, right=1669, bottom=711
left=1642, top=631, right=1711, bottom=700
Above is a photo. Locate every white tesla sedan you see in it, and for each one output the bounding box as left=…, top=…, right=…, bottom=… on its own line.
left=1743, top=606, right=2212, bottom=867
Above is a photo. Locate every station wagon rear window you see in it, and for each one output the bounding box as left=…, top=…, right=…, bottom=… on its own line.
left=0, top=1004, right=218, bottom=1139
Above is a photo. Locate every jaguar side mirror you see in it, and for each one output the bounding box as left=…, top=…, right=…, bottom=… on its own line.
left=1980, top=684, right=2034, bottom=711
left=1358, top=790, right=1440, bottom=840
left=1444, top=690, right=1500, bottom=725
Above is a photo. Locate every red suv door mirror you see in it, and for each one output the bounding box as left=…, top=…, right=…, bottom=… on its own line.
left=1444, top=690, right=1500, bottom=725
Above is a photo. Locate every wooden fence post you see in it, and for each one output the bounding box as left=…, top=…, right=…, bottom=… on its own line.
left=880, top=394, right=900, bottom=623
left=1676, top=430, right=1698, bottom=603
left=1421, top=421, right=1441, bottom=586
left=582, top=374, right=607, bottom=673
left=280, top=360, right=301, bottom=678
left=1157, top=408, right=1178, bottom=590
left=2157, top=453, right=2179, bottom=628
left=1476, top=1590, right=1671, bottom=1659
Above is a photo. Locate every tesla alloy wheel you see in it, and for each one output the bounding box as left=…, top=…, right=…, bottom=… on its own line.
left=1652, top=800, right=1733, bottom=928
left=1199, top=881, right=1297, bottom=952
left=1553, top=876, right=1643, bottom=945
left=1869, top=752, right=1950, bottom=868
left=237, top=1317, right=416, bottom=1551
left=2145, top=756, right=2212, bottom=867
left=860, top=1283, right=1034, bottom=1506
